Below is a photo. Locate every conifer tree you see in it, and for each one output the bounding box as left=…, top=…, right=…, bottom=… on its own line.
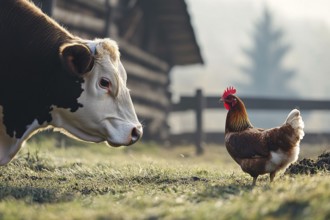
left=240, top=8, right=296, bottom=97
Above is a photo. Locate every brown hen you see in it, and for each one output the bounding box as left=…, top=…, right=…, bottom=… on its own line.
left=221, top=86, right=304, bottom=185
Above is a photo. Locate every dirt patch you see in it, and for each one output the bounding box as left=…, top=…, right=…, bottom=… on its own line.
left=285, top=152, right=330, bottom=175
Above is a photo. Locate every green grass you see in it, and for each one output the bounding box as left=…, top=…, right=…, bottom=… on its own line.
left=0, top=135, right=329, bottom=220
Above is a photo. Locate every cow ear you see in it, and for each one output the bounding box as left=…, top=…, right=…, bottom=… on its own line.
left=60, top=43, right=94, bottom=76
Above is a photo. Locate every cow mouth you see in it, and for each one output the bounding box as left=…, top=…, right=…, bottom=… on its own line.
left=106, top=140, right=122, bottom=147
left=105, top=136, right=138, bottom=147
left=105, top=140, right=131, bottom=147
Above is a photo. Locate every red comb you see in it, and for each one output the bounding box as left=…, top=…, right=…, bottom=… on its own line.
left=222, top=86, right=236, bottom=99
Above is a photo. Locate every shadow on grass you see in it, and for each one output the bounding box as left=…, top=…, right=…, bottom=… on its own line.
left=268, top=200, right=310, bottom=219
left=0, top=185, right=74, bottom=204
left=193, top=184, right=252, bottom=202
left=132, top=175, right=209, bottom=185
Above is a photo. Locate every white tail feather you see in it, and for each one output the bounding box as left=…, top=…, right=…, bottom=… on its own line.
left=285, top=109, right=305, bottom=139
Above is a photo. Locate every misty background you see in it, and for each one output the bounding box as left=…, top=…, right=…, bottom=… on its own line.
left=169, top=0, right=330, bottom=135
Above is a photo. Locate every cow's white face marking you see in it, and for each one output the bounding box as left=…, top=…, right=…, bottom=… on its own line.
left=51, top=39, right=142, bottom=147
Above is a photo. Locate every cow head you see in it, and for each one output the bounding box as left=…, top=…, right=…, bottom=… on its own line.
left=54, top=38, right=143, bottom=147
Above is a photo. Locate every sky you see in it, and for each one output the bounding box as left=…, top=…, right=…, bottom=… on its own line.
left=263, top=0, right=330, bottom=25
left=169, top=0, right=330, bottom=133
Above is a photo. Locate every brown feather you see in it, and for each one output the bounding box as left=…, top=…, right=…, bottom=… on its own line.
left=225, top=96, right=252, bottom=133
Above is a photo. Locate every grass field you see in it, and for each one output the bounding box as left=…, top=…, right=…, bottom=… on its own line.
left=0, top=135, right=329, bottom=220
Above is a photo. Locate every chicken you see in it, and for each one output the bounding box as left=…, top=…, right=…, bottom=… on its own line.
left=221, top=86, right=304, bottom=185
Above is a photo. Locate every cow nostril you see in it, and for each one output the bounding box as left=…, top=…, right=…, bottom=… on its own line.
left=131, top=127, right=142, bottom=143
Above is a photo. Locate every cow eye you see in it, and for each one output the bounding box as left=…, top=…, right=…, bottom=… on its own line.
left=99, top=77, right=111, bottom=89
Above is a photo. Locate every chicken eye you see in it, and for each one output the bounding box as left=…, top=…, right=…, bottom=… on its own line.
left=99, top=77, right=111, bottom=89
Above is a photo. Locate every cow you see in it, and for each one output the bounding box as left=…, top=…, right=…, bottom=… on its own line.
left=0, top=0, right=143, bottom=165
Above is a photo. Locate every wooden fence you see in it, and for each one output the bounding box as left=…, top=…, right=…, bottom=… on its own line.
left=170, top=89, right=330, bottom=154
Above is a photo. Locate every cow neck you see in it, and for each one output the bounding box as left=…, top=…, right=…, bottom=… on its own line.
left=0, top=0, right=83, bottom=139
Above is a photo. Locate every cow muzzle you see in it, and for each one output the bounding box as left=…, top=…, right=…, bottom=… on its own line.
left=129, top=125, right=143, bottom=145
left=103, top=121, right=143, bottom=147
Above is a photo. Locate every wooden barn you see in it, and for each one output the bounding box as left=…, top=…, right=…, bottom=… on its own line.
left=33, top=0, right=203, bottom=141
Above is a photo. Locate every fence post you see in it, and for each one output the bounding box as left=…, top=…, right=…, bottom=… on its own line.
left=195, top=89, right=204, bottom=155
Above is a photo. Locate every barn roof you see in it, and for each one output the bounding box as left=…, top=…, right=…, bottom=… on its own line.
left=116, top=0, right=204, bottom=67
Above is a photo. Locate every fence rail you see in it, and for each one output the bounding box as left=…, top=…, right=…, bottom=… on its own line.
left=170, top=89, right=330, bottom=154
left=172, top=95, right=330, bottom=111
